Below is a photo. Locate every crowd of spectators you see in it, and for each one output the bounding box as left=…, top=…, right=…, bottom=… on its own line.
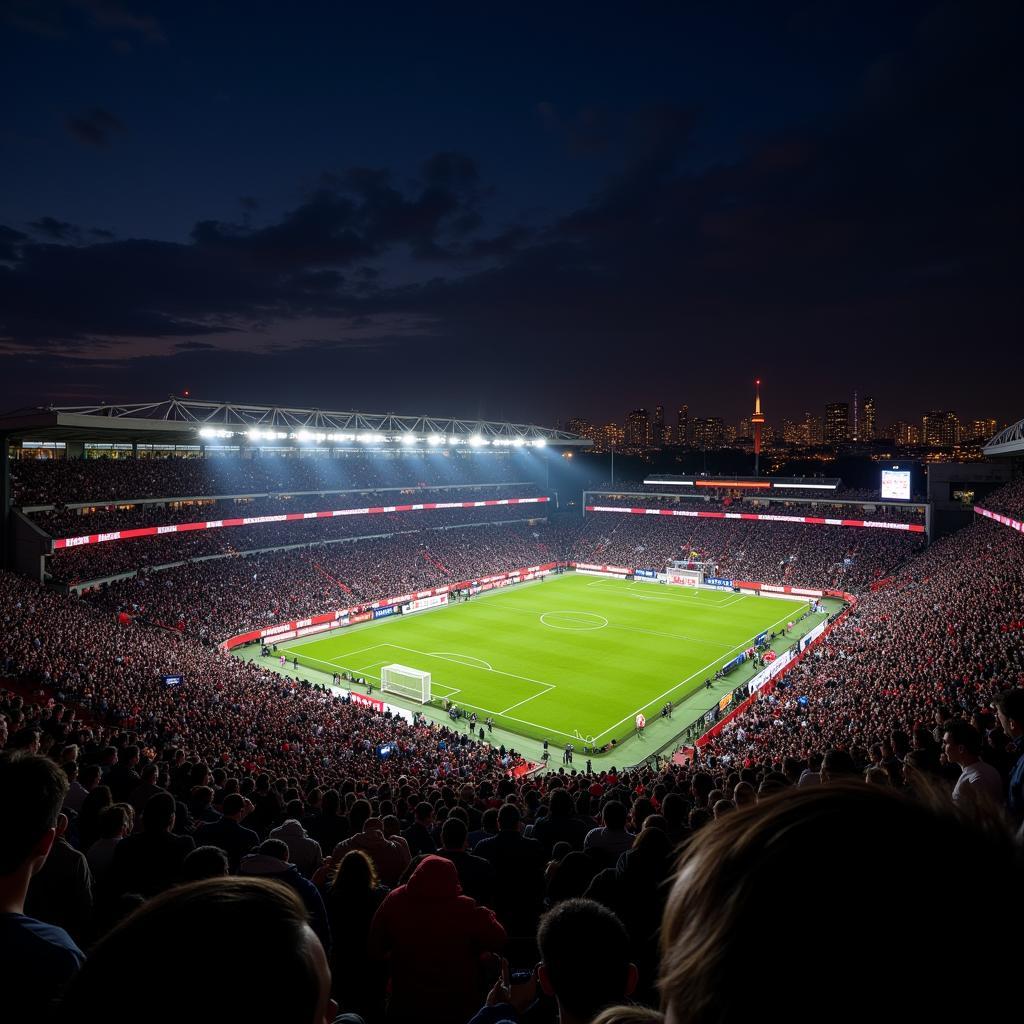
left=1, top=498, right=1023, bottom=1021
left=31, top=484, right=539, bottom=540
left=586, top=490, right=925, bottom=523
left=978, top=477, right=1024, bottom=520
left=85, top=523, right=566, bottom=641
left=11, top=452, right=528, bottom=507
left=573, top=512, right=922, bottom=591
left=48, top=505, right=553, bottom=585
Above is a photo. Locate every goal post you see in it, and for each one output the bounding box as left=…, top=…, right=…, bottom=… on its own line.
left=380, top=664, right=432, bottom=704
left=665, top=559, right=707, bottom=587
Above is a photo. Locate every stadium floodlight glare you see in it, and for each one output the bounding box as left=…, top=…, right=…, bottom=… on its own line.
left=198, top=427, right=233, bottom=439
left=469, top=435, right=488, bottom=447
left=327, top=432, right=356, bottom=443
left=357, top=432, right=386, bottom=443
left=427, top=434, right=445, bottom=446
left=512, top=438, right=526, bottom=448
left=532, top=438, right=546, bottom=448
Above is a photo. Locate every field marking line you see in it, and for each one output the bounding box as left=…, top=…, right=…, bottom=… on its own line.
left=608, top=622, right=735, bottom=648
left=540, top=611, right=609, bottom=631
left=385, top=643, right=560, bottom=694
left=498, top=684, right=555, bottom=716
left=590, top=605, right=801, bottom=743
left=428, top=652, right=494, bottom=670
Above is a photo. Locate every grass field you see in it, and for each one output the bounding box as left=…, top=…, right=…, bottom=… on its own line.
left=265, top=573, right=825, bottom=748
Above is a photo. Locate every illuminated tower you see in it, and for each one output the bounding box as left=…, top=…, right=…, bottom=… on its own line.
left=751, top=378, right=766, bottom=475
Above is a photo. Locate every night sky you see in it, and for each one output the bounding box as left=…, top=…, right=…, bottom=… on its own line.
left=1, top=1, right=1021, bottom=428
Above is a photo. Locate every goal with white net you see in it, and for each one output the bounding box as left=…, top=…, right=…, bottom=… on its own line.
left=380, top=664, right=432, bottom=704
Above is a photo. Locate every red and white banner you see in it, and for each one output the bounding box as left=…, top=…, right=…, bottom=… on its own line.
left=733, top=581, right=825, bottom=598
left=585, top=505, right=925, bottom=533
left=572, top=562, right=632, bottom=576
left=666, top=573, right=699, bottom=587
left=53, top=496, right=549, bottom=549
left=975, top=505, right=1023, bottom=534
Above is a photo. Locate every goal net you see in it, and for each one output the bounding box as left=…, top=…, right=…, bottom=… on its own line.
left=664, top=560, right=705, bottom=587
left=380, top=664, right=432, bottom=704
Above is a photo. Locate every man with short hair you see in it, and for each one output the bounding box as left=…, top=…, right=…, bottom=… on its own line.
left=403, top=800, right=437, bottom=856
left=332, top=814, right=410, bottom=886
left=0, top=752, right=85, bottom=1019
left=583, top=801, right=634, bottom=864
left=109, top=791, right=194, bottom=897
left=437, top=816, right=495, bottom=906
left=943, top=720, right=1003, bottom=806
left=475, top=803, right=545, bottom=941
left=474, top=898, right=638, bottom=1024
left=194, top=793, right=260, bottom=872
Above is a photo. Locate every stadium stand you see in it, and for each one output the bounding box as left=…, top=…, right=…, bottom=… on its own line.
left=2, top=470, right=1021, bottom=1022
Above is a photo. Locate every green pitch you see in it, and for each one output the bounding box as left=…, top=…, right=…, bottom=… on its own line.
left=266, top=573, right=822, bottom=748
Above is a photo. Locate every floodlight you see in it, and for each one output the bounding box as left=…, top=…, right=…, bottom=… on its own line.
left=532, top=438, right=547, bottom=448
left=427, top=434, right=444, bottom=446
left=512, top=438, right=526, bottom=448
left=402, top=434, right=419, bottom=445
left=469, top=435, right=487, bottom=447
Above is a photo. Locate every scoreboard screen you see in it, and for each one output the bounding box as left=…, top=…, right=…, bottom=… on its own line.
left=881, top=469, right=912, bottom=501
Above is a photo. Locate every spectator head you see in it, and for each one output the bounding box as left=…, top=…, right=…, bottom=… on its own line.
left=732, top=782, right=756, bottom=808
left=222, top=793, right=246, bottom=819
left=9, top=727, right=41, bottom=754
left=286, top=799, right=304, bottom=819
left=414, top=801, right=433, bottom=824
left=995, top=689, right=1024, bottom=738
left=864, top=766, right=890, bottom=787
left=80, top=764, right=102, bottom=789
left=349, top=799, right=371, bottom=833
left=820, top=749, right=857, bottom=783
left=712, top=799, right=734, bottom=820
left=142, top=792, right=177, bottom=833
left=0, top=752, right=69, bottom=887
left=97, top=803, right=132, bottom=840
left=182, top=846, right=230, bottom=882
left=59, top=878, right=336, bottom=1023
left=497, top=803, right=521, bottom=832
left=330, top=849, right=378, bottom=893
left=601, top=800, right=627, bottom=830
left=537, top=898, right=637, bottom=1024
left=258, top=839, right=290, bottom=863
left=659, top=783, right=1022, bottom=1024
left=942, top=720, right=982, bottom=767
left=440, top=816, right=468, bottom=851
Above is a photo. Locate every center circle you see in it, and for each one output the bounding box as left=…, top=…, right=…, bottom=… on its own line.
left=540, top=611, right=609, bottom=631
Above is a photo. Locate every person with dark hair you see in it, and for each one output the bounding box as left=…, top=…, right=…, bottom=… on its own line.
left=819, top=748, right=858, bottom=782
left=369, top=854, right=506, bottom=1024
left=437, top=815, right=495, bottom=907
left=943, top=720, right=1003, bottom=806
left=0, top=752, right=85, bottom=1019
left=332, top=813, right=411, bottom=887
left=181, top=845, right=230, bottom=881
left=323, top=849, right=388, bottom=1021
left=270, top=803, right=324, bottom=878
left=240, top=838, right=331, bottom=950
left=58, top=877, right=338, bottom=1023
left=584, top=801, right=634, bottom=865
left=193, top=792, right=259, bottom=872
left=109, top=790, right=194, bottom=897
left=24, top=809, right=93, bottom=946
left=475, top=803, right=546, bottom=946
left=403, top=800, right=438, bottom=856
left=476, top=898, right=638, bottom=1024
left=532, top=788, right=589, bottom=856
left=654, top=783, right=1022, bottom=1024
left=996, top=688, right=1024, bottom=822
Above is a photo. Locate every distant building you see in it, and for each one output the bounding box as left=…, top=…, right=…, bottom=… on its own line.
left=625, top=408, right=651, bottom=449
left=692, top=416, right=726, bottom=449
left=676, top=405, right=689, bottom=446
left=890, top=421, right=919, bottom=446
left=863, top=396, right=877, bottom=441
left=737, top=417, right=751, bottom=439
left=565, top=417, right=593, bottom=438
left=824, top=402, right=850, bottom=444
left=921, top=410, right=960, bottom=447
left=782, top=419, right=803, bottom=444
left=591, top=422, right=625, bottom=452
left=653, top=405, right=665, bottom=448
left=967, top=418, right=997, bottom=443
left=802, top=412, right=824, bottom=446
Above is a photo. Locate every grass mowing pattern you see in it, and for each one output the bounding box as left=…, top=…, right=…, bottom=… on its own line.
left=277, top=573, right=815, bottom=747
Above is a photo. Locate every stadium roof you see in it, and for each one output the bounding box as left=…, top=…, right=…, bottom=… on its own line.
left=983, top=417, right=1024, bottom=457
left=0, top=397, right=590, bottom=448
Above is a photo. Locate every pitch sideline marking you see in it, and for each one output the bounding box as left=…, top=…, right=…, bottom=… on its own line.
left=590, top=605, right=802, bottom=743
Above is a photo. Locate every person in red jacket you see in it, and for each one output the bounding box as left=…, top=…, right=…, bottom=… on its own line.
left=369, top=854, right=506, bottom=1024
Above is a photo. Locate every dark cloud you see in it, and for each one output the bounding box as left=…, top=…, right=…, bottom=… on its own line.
left=0, top=225, right=28, bottom=261
left=65, top=107, right=126, bottom=147
left=29, top=216, right=79, bottom=241
left=69, top=0, right=164, bottom=42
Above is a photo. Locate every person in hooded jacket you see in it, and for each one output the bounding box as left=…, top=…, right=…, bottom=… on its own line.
left=369, top=854, right=506, bottom=1024
left=240, top=838, right=331, bottom=952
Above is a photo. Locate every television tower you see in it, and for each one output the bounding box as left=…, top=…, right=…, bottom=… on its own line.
left=751, top=378, right=766, bottom=476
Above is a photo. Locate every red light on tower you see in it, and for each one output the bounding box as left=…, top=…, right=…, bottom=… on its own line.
left=751, top=378, right=766, bottom=475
